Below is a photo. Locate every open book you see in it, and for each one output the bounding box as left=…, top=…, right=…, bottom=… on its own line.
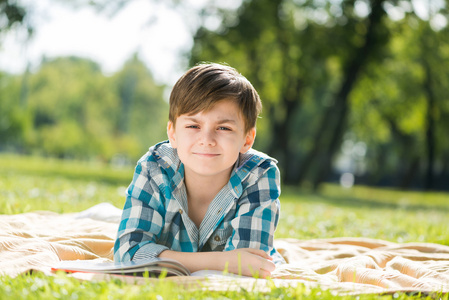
left=52, top=257, right=191, bottom=277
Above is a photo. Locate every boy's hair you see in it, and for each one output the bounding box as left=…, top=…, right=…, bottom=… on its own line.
left=169, top=63, right=262, bottom=133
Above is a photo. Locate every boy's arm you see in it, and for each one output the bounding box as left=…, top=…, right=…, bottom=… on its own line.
left=159, top=247, right=275, bottom=278
left=159, top=162, right=281, bottom=278
left=227, top=161, right=282, bottom=260
left=114, top=161, right=168, bottom=262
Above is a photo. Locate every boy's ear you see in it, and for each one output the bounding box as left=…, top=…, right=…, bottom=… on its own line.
left=240, top=127, right=256, bottom=154
left=167, top=121, right=177, bottom=148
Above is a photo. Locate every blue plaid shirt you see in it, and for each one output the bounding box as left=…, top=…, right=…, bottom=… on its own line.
left=114, top=141, right=284, bottom=264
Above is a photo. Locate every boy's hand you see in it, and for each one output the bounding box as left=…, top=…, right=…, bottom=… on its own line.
left=223, top=248, right=275, bottom=278
left=159, top=248, right=276, bottom=278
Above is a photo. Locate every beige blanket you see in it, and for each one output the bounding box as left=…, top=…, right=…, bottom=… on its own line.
left=1, top=206, right=448, bottom=295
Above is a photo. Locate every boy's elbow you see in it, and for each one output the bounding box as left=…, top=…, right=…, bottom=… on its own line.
left=113, top=251, right=123, bottom=263
left=113, top=240, right=131, bottom=263
left=114, top=250, right=132, bottom=263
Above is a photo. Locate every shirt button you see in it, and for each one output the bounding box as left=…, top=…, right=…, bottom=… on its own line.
left=217, top=209, right=222, bottom=214
left=179, top=209, right=183, bottom=214
left=214, top=235, right=220, bottom=242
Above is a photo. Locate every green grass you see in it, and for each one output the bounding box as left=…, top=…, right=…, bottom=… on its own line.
left=277, top=185, right=449, bottom=245
left=4, top=271, right=429, bottom=300
left=1, top=154, right=448, bottom=299
left=0, top=154, right=131, bottom=214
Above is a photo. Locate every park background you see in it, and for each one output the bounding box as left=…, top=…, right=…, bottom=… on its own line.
left=1, top=1, right=449, bottom=298
left=1, top=0, right=448, bottom=191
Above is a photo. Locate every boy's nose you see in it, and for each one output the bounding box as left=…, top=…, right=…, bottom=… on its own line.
left=199, top=130, right=216, bottom=146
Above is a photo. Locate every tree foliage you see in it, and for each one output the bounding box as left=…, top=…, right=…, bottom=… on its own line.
left=0, top=55, right=168, bottom=162
left=190, top=0, right=449, bottom=190
left=1, top=0, right=449, bottom=190
left=0, top=0, right=26, bottom=32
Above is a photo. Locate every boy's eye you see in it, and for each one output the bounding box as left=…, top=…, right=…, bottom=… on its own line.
left=186, top=125, right=200, bottom=129
left=218, top=126, right=231, bottom=131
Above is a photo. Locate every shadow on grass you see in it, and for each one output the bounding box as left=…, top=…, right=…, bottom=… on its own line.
left=0, top=154, right=133, bottom=186
left=319, top=194, right=449, bottom=212
left=0, top=168, right=131, bottom=186
left=283, top=187, right=449, bottom=213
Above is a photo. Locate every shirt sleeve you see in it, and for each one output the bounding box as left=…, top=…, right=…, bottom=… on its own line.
left=225, top=160, right=283, bottom=261
left=113, top=160, right=169, bottom=262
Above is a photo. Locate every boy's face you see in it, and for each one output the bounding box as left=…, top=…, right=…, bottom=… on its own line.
left=167, top=99, right=256, bottom=182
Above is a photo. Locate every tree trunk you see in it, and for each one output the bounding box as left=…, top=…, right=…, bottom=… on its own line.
left=19, top=63, right=31, bottom=107
left=400, top=156, right=420, bottom=189
left=267, top=92, right=301, bottom=184
left=311, top=0, right=387, bottom=190
left=423, top=61, right=436, bottom=190
left=295, top=99, right=336, bottom=186
left=266, top=0, right=303, bottom=184
left=382, top=114, right=418, bottom=189
left=421, top=32, right=437, bottom=190
left=118, top=73, right=137, bottom=134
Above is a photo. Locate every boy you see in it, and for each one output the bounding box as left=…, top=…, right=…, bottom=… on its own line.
left=114, top=63, right=283, bottom=278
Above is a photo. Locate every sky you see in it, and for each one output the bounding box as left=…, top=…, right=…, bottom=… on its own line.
left=0, top=0, right=197, bottom=86
left=0, top=0, right=445, bottom=87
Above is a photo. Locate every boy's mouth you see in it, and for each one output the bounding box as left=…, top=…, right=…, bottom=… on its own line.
left=193, top=152, right=220, bottom=157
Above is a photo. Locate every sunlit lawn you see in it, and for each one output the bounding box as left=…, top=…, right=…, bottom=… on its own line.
left=0, top=154, right=448, bottom=299
left=277, top=185, right=449, bottom=245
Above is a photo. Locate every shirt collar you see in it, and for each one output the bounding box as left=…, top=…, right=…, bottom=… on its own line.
left=151, top=142, right=276, bottom=197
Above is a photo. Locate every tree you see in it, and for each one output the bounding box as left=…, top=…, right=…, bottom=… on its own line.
left=349, top=7, right=449, bottom=190
left=191, top=0, right=390, bottom=186
left=0, top=55, right=168, bottom=161
left=0, top=0, right=27, bottom=33
left=0, top=72, right=29, bottom=151
left=191, top=0, right=327, bottom=183
left=308, top=0, right=389, bottom=189
left=190, top=0, right=449, bottom=190
left=111, top=53, right=168, bottom=155
left=25, top=57, right=113, bottom=158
